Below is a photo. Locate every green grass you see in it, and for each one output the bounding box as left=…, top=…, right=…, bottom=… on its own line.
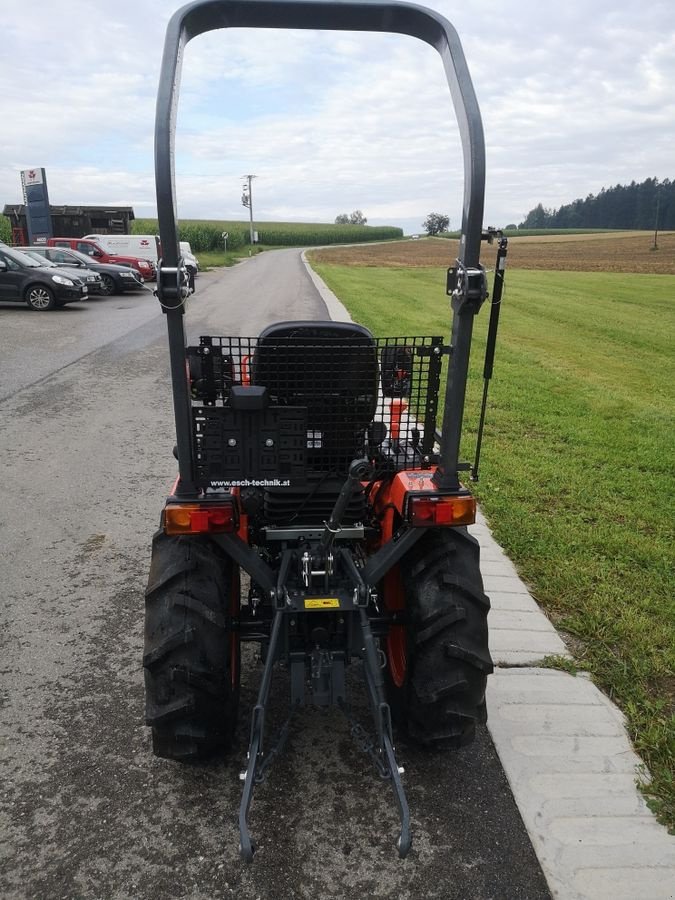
left=0, top=215, right=11, bottom=243
left=196, top=247, right=264, bottom=269
left=310, top=261, right=675, bottom=830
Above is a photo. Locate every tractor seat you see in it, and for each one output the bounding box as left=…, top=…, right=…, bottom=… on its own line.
left=252, top=321, right=379, bottom=474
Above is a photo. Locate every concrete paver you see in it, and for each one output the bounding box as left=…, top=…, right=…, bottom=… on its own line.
left=488, top=668, right=675, bottom=900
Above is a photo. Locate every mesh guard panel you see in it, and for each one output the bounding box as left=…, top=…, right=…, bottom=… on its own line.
left=188, top=326, right=446, bottom=490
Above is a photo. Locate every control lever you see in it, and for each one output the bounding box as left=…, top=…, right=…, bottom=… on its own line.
left=321, top=458, right=371, bottom=554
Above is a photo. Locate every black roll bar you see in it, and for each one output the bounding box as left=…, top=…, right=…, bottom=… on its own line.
left=155, top=0, right=487, bottom=492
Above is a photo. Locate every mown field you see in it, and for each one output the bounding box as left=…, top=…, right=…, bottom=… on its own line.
left=308, top=231, right=675, bottom=830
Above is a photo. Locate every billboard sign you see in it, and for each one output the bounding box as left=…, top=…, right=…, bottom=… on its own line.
left=20, top=168, right=52, bottom=244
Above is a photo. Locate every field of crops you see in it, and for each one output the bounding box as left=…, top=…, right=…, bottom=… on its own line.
left=310, top=230, right=675, bottom=274
left=309, top=234, right=675, bottom=830
left=132, top=217, right=402, bottom=252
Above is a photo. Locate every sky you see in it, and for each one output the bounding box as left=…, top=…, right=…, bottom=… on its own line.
left=2, top=1, right=674, bottom=235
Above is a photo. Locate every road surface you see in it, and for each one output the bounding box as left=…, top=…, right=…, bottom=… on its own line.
left=0, top=251, right=551, bottom=899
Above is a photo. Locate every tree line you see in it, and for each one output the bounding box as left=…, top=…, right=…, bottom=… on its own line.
left=519, top=177, right=674, bottom=230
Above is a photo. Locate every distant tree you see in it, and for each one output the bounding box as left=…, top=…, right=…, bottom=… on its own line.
left=505, top=223, right=518, bottom=231
left=520, top=203, right=553, bottom=229
left=519, top=177, right=675, bottom=230
left=0, top=215, right=11, bottom=243
left=335, top=210, right=368, bottom=226
left=422, top=213, right=450, bottom=235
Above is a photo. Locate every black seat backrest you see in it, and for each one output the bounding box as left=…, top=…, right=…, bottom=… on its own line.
left=252, top=321, right=378, bottom=473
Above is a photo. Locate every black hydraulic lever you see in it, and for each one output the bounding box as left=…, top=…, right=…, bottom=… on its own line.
left=321, top=458, right=371, bottom=554
left=472, top=235, right=508, bottom=481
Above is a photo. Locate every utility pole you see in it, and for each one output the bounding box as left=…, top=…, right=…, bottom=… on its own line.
left=241, top=174, right=257, bottom=245
left=652, top=187, right=661, bottom=251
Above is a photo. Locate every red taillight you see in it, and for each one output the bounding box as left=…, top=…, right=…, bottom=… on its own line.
left=164, top=503, right=236, bottom=535
left=241, top=355, right=251, bottom=385
left=408, top=494, right=476, bottom=527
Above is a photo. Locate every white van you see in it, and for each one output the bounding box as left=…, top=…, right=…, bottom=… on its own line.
left=180, top=241, right=199, bottom=275
left=83, top=234, right=160, bottom=264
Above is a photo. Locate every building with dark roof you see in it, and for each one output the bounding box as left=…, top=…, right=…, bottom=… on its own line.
left=2, top=204, right=135, bottom=243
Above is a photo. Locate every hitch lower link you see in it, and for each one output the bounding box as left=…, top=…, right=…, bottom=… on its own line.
left=238, top=465, right=412, bottom=861
left=237, top=602, right=412, bottom=862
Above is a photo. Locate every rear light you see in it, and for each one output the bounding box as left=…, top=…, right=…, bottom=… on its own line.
left=164, top=502, right=236, bottom=535
left=389, top=398, right=407, bottom=442
left=408, top=494, right=476, bottom=527
left=241, top=354, right=251, bottom=385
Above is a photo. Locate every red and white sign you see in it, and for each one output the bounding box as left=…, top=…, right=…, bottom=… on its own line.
left=21, top=168, right=44, bottom=186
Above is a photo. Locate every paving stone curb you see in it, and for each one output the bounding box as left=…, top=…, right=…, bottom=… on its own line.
left=301, top=249, right=354, bottom=322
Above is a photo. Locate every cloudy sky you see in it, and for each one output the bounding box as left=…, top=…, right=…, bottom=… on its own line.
left=2, top=1, right=673, bottom=234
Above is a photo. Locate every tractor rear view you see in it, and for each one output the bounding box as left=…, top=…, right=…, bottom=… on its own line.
left=144, top=0, right=507, bottom=860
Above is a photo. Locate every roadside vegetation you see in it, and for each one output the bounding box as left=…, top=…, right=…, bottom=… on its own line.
left=195, top=246, right=266, bottom=269
left=309, top=234, right=675, bottom=830
left=132, top=217, right=403, bottom=265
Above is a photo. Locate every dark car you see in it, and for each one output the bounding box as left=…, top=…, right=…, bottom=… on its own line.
left=19, top=248, right=103, bottom=294
left=21, top=245, right=145, bottom=296
left=0, top=244, right=88, bottom=310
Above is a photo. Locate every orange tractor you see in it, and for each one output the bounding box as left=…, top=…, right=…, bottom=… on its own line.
left=144, top=0, right=507, bottom=860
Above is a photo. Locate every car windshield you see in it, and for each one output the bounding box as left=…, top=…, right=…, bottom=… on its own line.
left=3, top=247, right=42, bottom=267
left=22, top=249, right=57, bottom=266
left=66, top=249, right=96, bottom=265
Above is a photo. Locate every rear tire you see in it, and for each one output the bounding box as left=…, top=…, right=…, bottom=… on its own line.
left=144, top=531, right=240, bottom=760
left=384, top=528, right=493, bottom=748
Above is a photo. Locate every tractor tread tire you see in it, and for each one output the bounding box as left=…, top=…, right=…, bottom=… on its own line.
left=143, top=531, right=239, bottom=762
left=386, top=528, right=492, bottom=749
left=415, top=607, right=465, bottom=646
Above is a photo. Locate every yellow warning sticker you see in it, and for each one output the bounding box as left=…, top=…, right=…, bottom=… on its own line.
left=304, top=598, right=340, bottom=610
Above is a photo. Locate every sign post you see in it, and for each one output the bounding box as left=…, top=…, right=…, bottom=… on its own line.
left=20, top=168, right=53, bottom=244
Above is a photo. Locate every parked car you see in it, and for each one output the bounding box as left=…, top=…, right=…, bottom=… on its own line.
left=46, top=237, right=155, bottom=281
left=0, top=244, right=88, bottom=310
left=19, top=248, right=103, bottom=294
left=20, top=246, right=144, bottom=296
left=180, top=241, right=199, bottom=277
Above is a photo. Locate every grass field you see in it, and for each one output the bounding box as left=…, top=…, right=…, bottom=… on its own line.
left=309, top=233, right=675, bottom=830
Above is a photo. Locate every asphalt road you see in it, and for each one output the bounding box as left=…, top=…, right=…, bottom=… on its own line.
left=0, top=251, right=551, bottom=899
